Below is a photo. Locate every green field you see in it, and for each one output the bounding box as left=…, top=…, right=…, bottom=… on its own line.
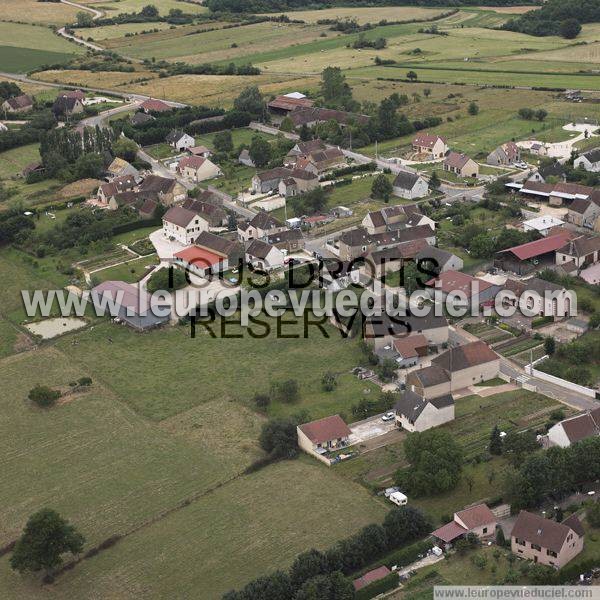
left=91, top=254, right=159, bottom=284
left=0, top=144, right=41, bottom=179
left=80, top=0, right=207, bottom=15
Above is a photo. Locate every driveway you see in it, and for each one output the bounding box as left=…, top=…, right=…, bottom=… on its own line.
left=149, top=229, right=186, bottom=260
left=349, top=414, right=400, bottom=446
left=517, top=123, right=599, bottom=160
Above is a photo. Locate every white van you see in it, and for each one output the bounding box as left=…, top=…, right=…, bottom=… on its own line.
left=389, top=491, right=408, bottom=506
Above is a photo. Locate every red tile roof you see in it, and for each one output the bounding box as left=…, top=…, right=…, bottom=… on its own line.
left=353, top=566, right=391, bottom=591
left=298, top=415, right=351, bottom=444
left=431, top=521, right=468, bottom=543
left=498, top=231, right=573, bottom=261
left=141, top=99, right=173, bottom=113
left=393, top=334, right=428, bottom=358
left=427, top=270, right=495, bottom=297
left=174, top=245, right=224, bottom=268
left=413, top=133, right=446, bottom=148
left=455, top=504, right=496, bottom=530
left=178, top=155, right=206, bottom=170
left=268, top=95, right=314, bottom=111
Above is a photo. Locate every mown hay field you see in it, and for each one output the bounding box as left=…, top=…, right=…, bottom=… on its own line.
left=0, top=0, right=79, bottom=25
left=32, top=69, right=158, bottom=90
left=259, top=6, right=446, bottom=24
left=78, top=0, right=206, bottom=15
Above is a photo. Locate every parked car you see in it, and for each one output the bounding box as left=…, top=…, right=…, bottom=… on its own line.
left=384, top=486, right=401, bottom=498
left=389, top=491, right=408, bottom=506
left=381, top=412, right=395, bottom=422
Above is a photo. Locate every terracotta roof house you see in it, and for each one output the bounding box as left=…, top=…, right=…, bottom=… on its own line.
left=297, top=415, right=352, bottom=464
left=412, top=133, right=448, bottom=159
left=426, top=270, right=499, bottom=306
left=141, top=99, right=173, bottom=113
left=495, top=231, right=574, bottom=275
left=395, top=389, right=454, bottom=432
left=162, top=206, right=209, bottom=245
left=174, top=244, right=228, bottom=277
left=138, top=174, right=186, bottom=205
left=407, top=341, right=499, bottom=398
left=176, top=155, right=222, bottom=183
left=181, top=198, right=227, bottom=229
left=547, top=407, right=600, bottom=448
left=267, top=94, right=314, bottom=119
left=285, top=139, right=327, bottom=165
left=444, top=152, right=479, bottom=178
left=432, top=503, right=497, bottom=548
left=2, top=94, right=33, bottom=113
left=393, top=171, right=429, bottom=200
left=97, top=175, right=138, bottom=204
left=511, top=511, right=584, bottom=568
left=238, top=211, right=286, bottom=242
left=353, top=566, right=391, bottom=592
left=362, top=204, right=431, bottom=235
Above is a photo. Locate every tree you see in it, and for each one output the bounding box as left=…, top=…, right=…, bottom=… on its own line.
left=560, top=18, right=581, bottom=39
left=382, top=506, right=431, bottom=546
left=423, top=88, right=431, bottom=98
left=588, top=501, right=600, bottom=528
left=469, top=233, right=495, bottom=259
left=489, top=425, right=503, bottom=455
left=321, top=372, right=337, bottom=392
left=28, top=385, right=61, bottom=408
left=141, top=4, right=159, bottom=18
left=76, top=11, right=94, bottom=26
left=295, top=572, right=354, bottom=600
left=213, top=130, right=233, bottom=153
left=468, top=101, right=479, bottom=116
left=406, top=71, right=418, bottom=82
left=147, top=266, right=187, bottom=293
left=270, top=379, right=299, bottom=403
left=503, top=430, right=539, bottom=467
left=280, top=116, right=294, bottom=132
left=396, top=429, right=463, bottom=496
left=496, top=526, right=506, bottom=547
left=10, top=509, right=84, bottom=574
left=249, top=135, right=271, bottom=168
left=544, top=337, right=556, bottom=355
left=111, top=138, right=138, bottom=162
left=259, top=418, right=298, bottom=458
left=378, top=358, right=397, bottom=383
left=371, top=173, right=393, bottom=202
left=233, top=86, right=264, bottom=119
left=320, top=67, right=356, bottom=111
left=290, top=549, right=328, bottom=589
left=429, top=170, right=440, bottom=190
left=535, top=109, right=548, bottom=122
left=518, top=107, right=535, bottom=120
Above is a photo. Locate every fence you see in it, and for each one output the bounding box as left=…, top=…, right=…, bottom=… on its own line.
left=525, top=364, right=598, bottom=398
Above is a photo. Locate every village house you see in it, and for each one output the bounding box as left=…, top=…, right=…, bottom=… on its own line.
left=487, top=141, right=520, bottom=166
left=547, top=408, right=600, bottom=448
left=566, top=192, right=600, bottom=228
left=368, top=238, right=429, bottom=278
left=362, top=205, right=422, bottom=235
left=395, top=389, right=454, bottom=432
left=251, top=167, right=293, bottom=194
left=97, top=175, right=138, bottom=205
left=511, top=511, right=584, bottom=569
left=130, top=112, right=155, bottom=127
left=412, top=133, right=448, bottom=159
left=238, top=149, right=255, bottom=167
left=52, top=95, right=84, bottom=118
left=278, top=169, right=319, bottom=198
left=285, top=139, right=327, bottom=165
left=194, top=230, right=243, bottom=265
left=267, top=93, right=314, bottom=121
left=140, top=99, right=173, bottom=114
left=426, top=270, right=500, bottom=308
left=574, top=148, right=600, bottom=173
left=166, top=130, right=195, bottom=152
left=432, top=504, right=498, bottom=549
left=245, top=239, right=285, bottom=271
left=237, top=212, right=286, bottom=242
left=2, top=94, right=33, bottom=114
left=162, top=206, right=209, bottom=245
left=392, top=171, right=429, bottom=200
left=113, top=192, right=157, bottom=219
left=295, top=147, right=346, bottom=174
left=556, top=234, right=600, bottom=270
left=415, top=246, right=463, bottom=273
left=392, top=334, right=430, bottom=368
left=494, top=230, right=574, bottom=275
left=528, top=161, right=567, bottom=184
left=106, top=157, right=140, bottom=180
left=503, top=277, right=575, bottom=319
left=188, top=145, right=212, bottom=158
left=266, top=228, right=304, bottom=253
left=182, top=198, right=227, bottom=229
left=174, top=244, right=228, bottom=278
left=176, top=155, right=222, bottom=182
left=297, top=415, right=352, bottom=464
left=444, top=152, right=479, bottom=178
left=138, top=174, right=186, bottom=206
left=407, top=341, right=500, bottom=399
left=365, top=313, right=449, bottom=351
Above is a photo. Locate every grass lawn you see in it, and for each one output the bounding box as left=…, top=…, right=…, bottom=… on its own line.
left=91, top=253, right=159, bottom=284
left=143, top=143, right=177, bottom=160
left=54, top=315, right=371, bottom=421
left=0, top=144, right=40, bottom=180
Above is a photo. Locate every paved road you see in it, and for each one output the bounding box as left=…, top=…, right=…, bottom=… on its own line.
left=449, top=326, right=599, bottom=412
left=57, top=0, right=105, bottom=51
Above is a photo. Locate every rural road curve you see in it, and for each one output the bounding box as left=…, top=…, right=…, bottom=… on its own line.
left=57, top=0, right=105, bottom=51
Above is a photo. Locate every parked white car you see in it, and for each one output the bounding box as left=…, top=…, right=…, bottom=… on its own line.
left=381, top=412, right=395, bottom=422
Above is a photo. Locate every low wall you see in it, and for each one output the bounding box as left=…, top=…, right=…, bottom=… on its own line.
left=525, top=365, right=597, bottom=398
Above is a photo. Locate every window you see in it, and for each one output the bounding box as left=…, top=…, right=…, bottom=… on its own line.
left=531, top=544, right=541, bottom=552
left=546, top=550, right=557, bottom=558
left=483, top=527, right=488, bottom=534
